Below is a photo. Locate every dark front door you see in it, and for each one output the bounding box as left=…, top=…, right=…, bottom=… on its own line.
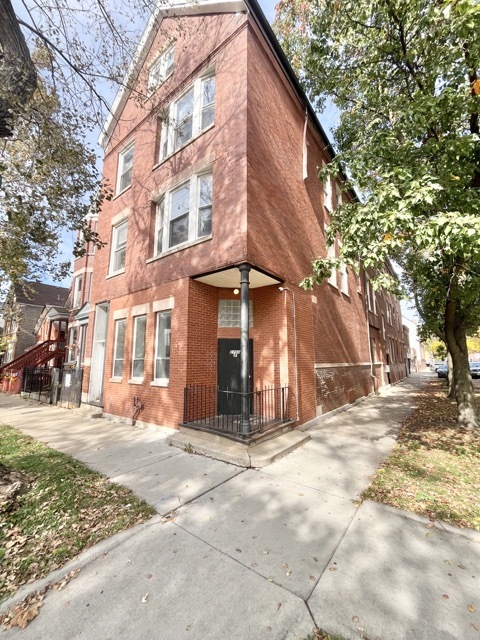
left=217, top=339, right=253, bottom=414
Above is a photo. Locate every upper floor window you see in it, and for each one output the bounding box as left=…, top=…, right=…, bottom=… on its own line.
left=323, top=163, right=333, bottom=211
left=117, top=143, right=134, bottom=194
left=338, top=241, right=349, bottom=295
left=148, top=45, right=174, bottom=93
left=155, top=171, right=212, bottom=255
left=73, top=275, right=83, bottom=307
left=160, top=71, right=215, bottom=161
left=325, top=225, right=337, bottom=287
left=110, top=220, right=128, bottom=274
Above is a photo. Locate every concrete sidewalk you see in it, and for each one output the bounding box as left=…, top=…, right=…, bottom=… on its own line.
left=1, top=374, right=479, bottom=640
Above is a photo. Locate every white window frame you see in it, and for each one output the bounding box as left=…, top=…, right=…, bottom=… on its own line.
left=116, top=143, right=134, bottom=194
left=325, top=224, right=337, bottom=287
left=112, top=319, right=126, bottom=379
left=131, top=315, right=147, bottom=380
left=323, top=162, right=333, bottom=212
left=365, top=274, right=376, bottom=314
left=154, top=170, right=212, bottom=256
left=337, top=241, right=349, bottom=295
left=148, top=45, right=174, bottom=94
left=159, top=69, right=215, bottom=161
left=109, top=219, right=128, bottom=275
left=73, top=274, right=83, bottom=307
left=153, top=310, right=171, bottom=386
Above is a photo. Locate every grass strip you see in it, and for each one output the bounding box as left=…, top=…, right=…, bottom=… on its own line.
left=363, top=380, right=480, bottom=531
left=0, top=423, right=155, bottom=602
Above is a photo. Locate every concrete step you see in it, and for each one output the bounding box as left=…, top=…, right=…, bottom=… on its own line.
left=72, top=404, right=103, bottom=419
left=168, top=428, right=310, bottom=468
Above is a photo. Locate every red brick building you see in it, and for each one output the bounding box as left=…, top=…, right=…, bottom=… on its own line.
left=73, top=0, right=407, bottom=437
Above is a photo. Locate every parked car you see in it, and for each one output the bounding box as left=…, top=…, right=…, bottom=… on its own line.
left=431, top=361, right=446, bottom=372
left=470, top=362, right=480, bottom=379
left=437, top=364, right=448, bottom=378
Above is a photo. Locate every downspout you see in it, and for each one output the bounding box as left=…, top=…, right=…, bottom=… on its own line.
left=279, top=287, right=300, bottom=422
left=239, top=264, right=251, bottom=436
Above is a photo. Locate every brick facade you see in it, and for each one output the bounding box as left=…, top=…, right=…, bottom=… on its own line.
left=74, top=0, right=407, bottom=431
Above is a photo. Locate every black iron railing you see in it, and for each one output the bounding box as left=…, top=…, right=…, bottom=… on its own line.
left=183, top=385, right=290, bottom=439
left=22, top=367, right=53, bottom=403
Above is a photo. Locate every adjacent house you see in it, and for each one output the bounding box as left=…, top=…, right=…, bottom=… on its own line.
left=0, top=281, right=70, bottom=392
left=72, top=0, right=408, bottom=438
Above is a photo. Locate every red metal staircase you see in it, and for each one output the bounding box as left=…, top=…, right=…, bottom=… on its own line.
left=0, top=340, right=65, bottom=377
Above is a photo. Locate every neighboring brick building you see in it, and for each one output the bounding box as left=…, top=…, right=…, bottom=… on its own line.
left=74, top=0, right=407, bottom=435
left=1, top=282, right=69, bottom=364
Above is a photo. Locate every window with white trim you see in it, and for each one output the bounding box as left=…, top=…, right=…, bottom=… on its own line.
left=159, top=71, right=215, bottom=160
left=155, top=171, right=212, bottom=254
left=112, top=319, right=126, bottom=378
left=148, top=45, right=174, bottom=93
left=325, top=225, right=337, bottom=287
left=338, top=241, right=349, bottom=295
left=336, top=184, right=343, bottom=208
left=110, top=220, right=128, bottom=274
left=132, top=315, right=146, bottom=379
left=365, top=274, right=376, bottom=314
left=73, top=275, right=83, bottom=307
left=117, top=143, right=134, bottom=193
left=323, top=163, right=333, bottom=211
left=154, top=311, right=171, bottom=383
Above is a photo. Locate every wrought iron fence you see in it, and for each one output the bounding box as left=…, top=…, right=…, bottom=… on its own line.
left=22, top=367, right=54, bottom=404
left=183, top=385, right=290, bottom=439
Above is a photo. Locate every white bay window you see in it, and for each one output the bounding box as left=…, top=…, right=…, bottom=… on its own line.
left=155, top=171, right=212, bottom=255
left=160, top=71, right=215, bottom=160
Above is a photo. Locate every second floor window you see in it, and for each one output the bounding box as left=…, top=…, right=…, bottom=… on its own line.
left=155, top=171, right=212, bottom=254
left=73, top=275, right=83, bottom=307
left=117, top=143, right=134, bottom=194
left=110, top=220, right=128, bottom=274
left=160, top=72, right=215, bottom=160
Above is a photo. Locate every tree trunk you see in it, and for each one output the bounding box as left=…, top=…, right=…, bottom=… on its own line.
left=444, top=298, right=478, bottom=430
left=0, top=0, right=37, bottom=136
left=446, top=351, right=455, bottom=400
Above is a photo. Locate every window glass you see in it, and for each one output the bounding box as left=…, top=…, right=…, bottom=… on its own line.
left=174, top=88, right=194, bottom=150
left=169, top=183, right=190, bottom=248
left=155, top=312, right=171, bottom=381
left=113, top=319, right=126, bottom=378
left=112, top=220, right=128, bottom=272
left=218, top=300, right=253, bottom=328
left=132, top=315, right=146, bottom=378
left=201, top=76, right=215, bottom=129
left=118, top=145, right=134, bottom=192
left=198, top=174, right=212, bottom=237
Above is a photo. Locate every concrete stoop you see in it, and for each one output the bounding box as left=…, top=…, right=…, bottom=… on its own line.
left=71, top=404, right=103, bottom=419
left=167, top=426, right=310, bottom=467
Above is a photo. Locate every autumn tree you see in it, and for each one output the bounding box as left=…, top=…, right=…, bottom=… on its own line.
left=275, top=0, right=480, bottom=429
left=0, top=0, right=171, bottom=290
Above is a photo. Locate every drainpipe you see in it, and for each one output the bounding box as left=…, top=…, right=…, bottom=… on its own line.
left=239, top=264, right=251, bottom=436
left=279, top=287, right=300, bottom=422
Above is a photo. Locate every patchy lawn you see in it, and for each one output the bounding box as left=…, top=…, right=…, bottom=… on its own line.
left=0, top=423, right=156, bottom=603
left=363, top=379, right=480, bottom=531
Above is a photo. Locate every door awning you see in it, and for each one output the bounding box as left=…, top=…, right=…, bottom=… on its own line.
left=192, top=263, right=283, bottom=289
